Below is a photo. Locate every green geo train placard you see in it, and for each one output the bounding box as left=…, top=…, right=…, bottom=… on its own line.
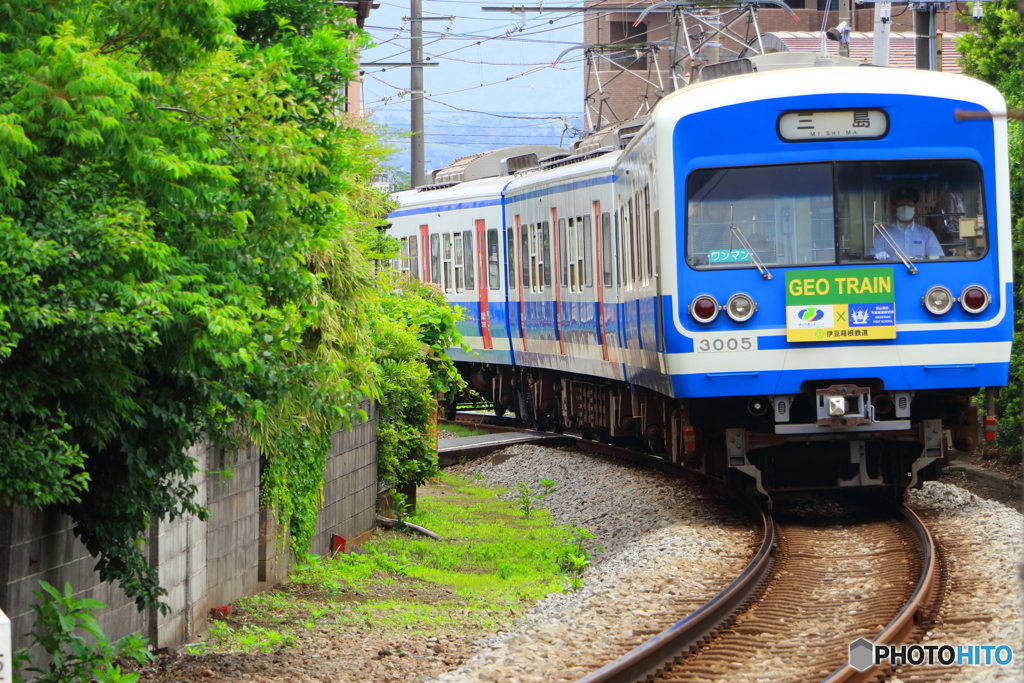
left=785, top=268, right=896, bottom=342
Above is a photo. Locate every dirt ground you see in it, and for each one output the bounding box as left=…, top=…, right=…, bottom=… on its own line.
left=941, top=446, right=1023, bottom=513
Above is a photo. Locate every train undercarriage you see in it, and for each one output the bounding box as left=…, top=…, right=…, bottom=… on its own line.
left=452, top=363, right=978, bottom=502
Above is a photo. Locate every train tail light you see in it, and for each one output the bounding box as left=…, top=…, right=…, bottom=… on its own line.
left=725, top=293, right=757, bottom=322
left=922, top=286, right=953, bottom=315
left=959, top=285, right=990, bottom=314
left=688, top=295, right=719, bottom=323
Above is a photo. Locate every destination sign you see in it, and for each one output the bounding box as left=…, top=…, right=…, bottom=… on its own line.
left=778, top=109, right=888, bottom=142
left=785, top=268, right=896, bottom=342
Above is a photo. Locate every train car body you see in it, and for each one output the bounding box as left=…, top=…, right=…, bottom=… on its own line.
left=388, top=55, right=1012, bottom=501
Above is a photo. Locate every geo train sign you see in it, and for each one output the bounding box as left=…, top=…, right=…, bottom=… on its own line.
left=785, top=268, right=896, bottom=342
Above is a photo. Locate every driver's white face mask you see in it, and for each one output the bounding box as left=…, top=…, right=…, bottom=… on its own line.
left=896, top=205, right=915, bottom=222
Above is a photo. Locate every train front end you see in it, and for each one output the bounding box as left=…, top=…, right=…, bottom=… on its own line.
left=658, top=65, right=1013, bottom=496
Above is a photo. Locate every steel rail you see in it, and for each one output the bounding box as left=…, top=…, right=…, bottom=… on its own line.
left=821, top=503, right=939, bottom=683
left=574, top=504, right=776, bottom=683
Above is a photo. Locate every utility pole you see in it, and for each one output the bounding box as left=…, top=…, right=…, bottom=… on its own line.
left=913, top=2, right=941, bottom=70
left=838, top=0, right=851, bottom=58
left=871, top=1, right=891, bottom=66
left=411, top=0, right=425, bottom=188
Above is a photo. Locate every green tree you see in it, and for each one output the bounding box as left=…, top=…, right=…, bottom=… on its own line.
left=0, top=0, right=390, bottom=607
left=958, top=1, right=1023, bottom=458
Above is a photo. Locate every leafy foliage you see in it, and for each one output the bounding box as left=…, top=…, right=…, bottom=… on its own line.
left=0, top=0, right=391, bottom=607
left=372, top=275, right=467, bottom=490
left=957, top=3, right=1023, bottom=457
left=13, top=581, right=152, bottom=683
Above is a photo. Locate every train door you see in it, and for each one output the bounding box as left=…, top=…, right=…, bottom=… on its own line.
left=475, top=219, right=493, bottom=349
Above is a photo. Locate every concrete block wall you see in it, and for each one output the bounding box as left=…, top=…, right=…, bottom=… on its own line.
left=205, top=443, right=260, bottom=611
left=313, top=400, right=378, bottom=556
left=0, top=412, right=378, bottom=654
left=148, top=442, right=210, bottom=649
left=0, top=506, right=146, bottom=664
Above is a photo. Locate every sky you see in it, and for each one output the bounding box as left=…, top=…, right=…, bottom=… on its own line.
left=359, top=1, right=590, bottom=175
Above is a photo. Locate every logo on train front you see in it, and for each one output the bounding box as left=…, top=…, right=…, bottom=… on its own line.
left=848, top=638, right=1014, bottom=671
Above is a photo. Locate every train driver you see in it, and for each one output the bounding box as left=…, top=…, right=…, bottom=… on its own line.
left=869, top=188, right=944, bottom=261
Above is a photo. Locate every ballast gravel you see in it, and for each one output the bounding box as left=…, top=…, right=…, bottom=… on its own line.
left=437, top=445, right=760, bottom=683
left=436, top=449, right=1023, bottom=683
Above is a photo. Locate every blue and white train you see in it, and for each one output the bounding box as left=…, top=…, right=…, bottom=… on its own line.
left=388, top=53, right=1013, bottom=499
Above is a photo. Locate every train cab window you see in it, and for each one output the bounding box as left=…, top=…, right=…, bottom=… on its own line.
left=686, top=161, right=987, bottom=270
left=429, top=233, right=441, bottom=286
left=687, top=164, right=834, bottom=269
left=507, top=227, right=517, bottom=289
left=442, top=232, right=454, bottom=292
left=836, top=160, right=987, bottom=263
left=463, top=229, right=475, bottom=290
left=583, top=214, right=593, bottom=288
left=487, top=229, right=500, bottom=290
left=601, top=213, right=614, bottom=287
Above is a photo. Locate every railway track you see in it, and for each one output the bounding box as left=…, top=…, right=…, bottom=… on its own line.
left=440, top=418, right=941, bottom=683
left=575, top=502, right=937, bottom=683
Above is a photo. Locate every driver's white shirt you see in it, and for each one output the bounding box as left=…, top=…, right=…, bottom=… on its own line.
left=869, top=221, right=944, bottom=260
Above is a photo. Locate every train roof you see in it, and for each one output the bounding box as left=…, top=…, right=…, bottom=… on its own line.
left=656, top=55, right=1007, bottom=118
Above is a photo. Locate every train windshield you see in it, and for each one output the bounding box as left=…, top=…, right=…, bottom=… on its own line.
left=686, top=160, right=986, bottom=269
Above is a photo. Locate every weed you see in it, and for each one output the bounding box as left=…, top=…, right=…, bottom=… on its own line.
left=515, top=478, right=557, bottom=518
left=441, top=424, right=490, bottom=438
left=557, top=526, right=602, bottom=591
left=13, top=581, right=152, bottom=683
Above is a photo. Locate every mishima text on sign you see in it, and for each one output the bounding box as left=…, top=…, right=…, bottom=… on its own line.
left=785, top=268, right=896, bottom=342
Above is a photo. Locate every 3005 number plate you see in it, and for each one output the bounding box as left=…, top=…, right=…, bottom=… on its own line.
left=694, top=335, right=758, bottom=353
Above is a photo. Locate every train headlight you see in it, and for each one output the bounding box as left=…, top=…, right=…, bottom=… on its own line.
left=725, top=293, right=757, bottom=322
left=922, top=286, right=953, bottom=315
left=688, top=295, right=720, bottom=323
left=959, top=285, right=990, bottom=314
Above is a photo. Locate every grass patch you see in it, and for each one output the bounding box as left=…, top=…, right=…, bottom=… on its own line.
left=193, top=472, right=581, bottom=653
left=438, top=423, right=491, bottom=438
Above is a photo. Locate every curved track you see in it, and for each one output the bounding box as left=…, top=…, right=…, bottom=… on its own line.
left=573, top=503, right=936, bottom=683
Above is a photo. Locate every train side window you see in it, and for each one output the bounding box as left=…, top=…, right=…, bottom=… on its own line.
left=541, top=221, right=551, bottom=287
left=643, top=186, right=653, bottom=281
left=627, top=197, right=637, bottom=287
left=443, top=232, right=453, bottom=292
left=583, top=214, right=593, bottom=288
left=614, top=211, right=621, bottom=287
left=429, top=233, right=441, bottom=286
left=601, top=213, right=613, bottom=287
left=395, top=237, right=407, bottom=274
left=487, top=229, right=500, bottom=290
left=651, top=210, right=659, bottom=278
left=558, top=218, right=568, bottom=288
left=567, top=217, right=578, bottom=291
left=408, top=235, right=420, bottom=279
left=507, top=227, right=517, bottom=289
left=521, top=224, right=530, bottom=289
left=454, top=232, right=465, bottom=292
left=463, top=229, right=475, bottom=290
